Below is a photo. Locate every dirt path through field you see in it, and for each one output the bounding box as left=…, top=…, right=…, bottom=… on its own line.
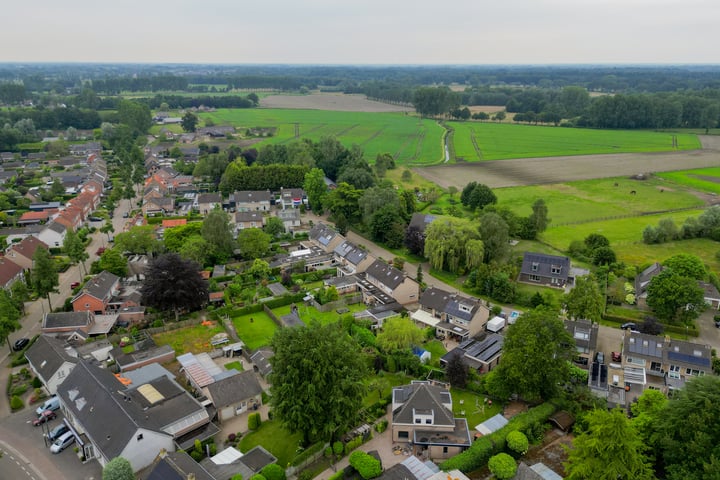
left=259, top=92, right=413, bottom=112
left=416, top=135, right=720, bottom=189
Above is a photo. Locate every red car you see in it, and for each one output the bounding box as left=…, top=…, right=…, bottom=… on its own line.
left=33, top=409, right=57, bottom=426
left=70, top=281, right=80, bottom=289
left=96, top=247, right=106, bottom=256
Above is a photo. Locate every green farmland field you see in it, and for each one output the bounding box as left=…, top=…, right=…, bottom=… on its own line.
left=657, top=167, right=720, bottom=195
left=495, top=177, right=704, bottom=225
left=450, top=122, right=701, bottom=161
left=201, top=109, right=445, bottom=165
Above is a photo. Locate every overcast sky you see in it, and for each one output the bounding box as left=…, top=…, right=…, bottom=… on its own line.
left=2, top=0, right=717, bottom=64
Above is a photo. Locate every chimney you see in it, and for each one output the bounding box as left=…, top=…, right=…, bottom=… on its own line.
left=187, top=475, right=196, bottom=480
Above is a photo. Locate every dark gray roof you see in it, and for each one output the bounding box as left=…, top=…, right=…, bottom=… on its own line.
left=564, top=319, right=599, bottom=352
left=240, top=445, right=277, bottom=472
left=444, top=297, right=478, bottom=322
left=24, top=335, right=78, bottom=381
left=267, top=282, right=289, bottom=296
left=366, top=260, right=406, bottom=290
left=408, top=212, right=436, bottom=234
left=392, top=382, right=455, bottom=427
left=43, top=311, right=92, bottom=329
left=200, top=446, right=276, bottom=480
left=442, top=334, right=504, bottom=366
left=699, top=281, right=720, bottom=300
left=46, top=221, right=66, bottom=234
left=207, top=370, right=263, bottom=408
left=325, top=275, right=358, bottom=290
left=250, top=348, right=274, bottom=376
left=334, top=241, right=368, bottom=266
left=520, top=252, right=570, bottom=280
left=235, top=211, right=264, bottom=223
left=144, top=451, right=216, bottom=480
left=625, top=333, right=664, bottom=359
left=233, top=190, right=272, bottom=203
left=665, top=339, right=712, bottom=368
left=419, top=287, right=452, bottom=312
left=309, top=222, right=338, bottom=247
left=635, top=262, right=663, bottom=295
left=79, top=270, right=119, bottom=300
left=197, top=193, right=222, bottom=204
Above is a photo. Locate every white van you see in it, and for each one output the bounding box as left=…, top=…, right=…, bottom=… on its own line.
left=50, top=431, right=75, bottom=453
left=36, top=396, right=60, bottom=415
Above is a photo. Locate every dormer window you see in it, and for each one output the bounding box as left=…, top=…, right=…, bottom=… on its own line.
left=532, top=262, right=539, bottom=272
left=551, top=265, right=562, bottom=275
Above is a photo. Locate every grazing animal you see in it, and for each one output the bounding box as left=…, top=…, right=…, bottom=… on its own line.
left=630, top=190, right=637, bottom=195
left=660, top=189, right=664, bottom=193
left=614, top=182, right=619, bottom=187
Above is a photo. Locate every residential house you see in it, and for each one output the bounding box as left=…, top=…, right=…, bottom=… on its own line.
left=700, top=281, right=720, bottom=310
left=391, top=381, right=471, bottom=460
left=0, top=257, right=24, bottom=290
left=518, top=252, right=571, bottom=288
left=142, top=450, right=217, bottom=480
left=333, top=241, right=375, bottom=276
left=196, top=193, right=223, bottom=214
left=5, top=235, right=48, bottom=269
left=24, top=335, right=78, bottom=395
left=72, top=271, right=121, bottom=314
left=276, top=209, right=301, bottom=233
left=232, top=190, right=272, bottom=212
left=143, top=197, right=175, bottom=216
left=362, top=259, right=419, bottom=306
left=440, top=334, right=504, bottom=373
left=411, top=287, right=490, bottom=339
left=38, top=221, right=67, bottom=248
left=407, top=212, right=436, bottom=235
left=277, top=187, right=305, bottom=210
left=634, top=262, right=663, bottom=307
left=200, top=446, right=277, bottom=480
left=564, top=319, right=599, bottom=368
left=17, top=210, right=50, bottom=226
left=55, top=206, right=83, bottom=231
left=308, top=222, right=344, bottom=254
left=197, top=125, right=235, bottom=137
left=206, top=370, right=263, bottom=423
left=29, top=201, right=62, bottom=212
left=234, top=211, right=265, bottom=233
left=57, top=360, right=215, bottom=473
left=112, top=344, right=176, bottom=372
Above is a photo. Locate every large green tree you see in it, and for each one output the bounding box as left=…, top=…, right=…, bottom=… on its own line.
left=654, top=376, right=720, bottom=480
left=236, top=228, right=271, bottom=260
left=529, top=198, right=550, bottom=232
left=0, top=290, right=21, bottom=351
left=662, top=253, right=707, bottom=280
left=32, top=247, right=59, bottom=311
left=140, top=253, right=208, bottom=321
left=564, top=408, right=654, bottom=480
left=164, top=222, right=202, bottom=252
left=563, top=275, right=604, bottom=323
left=479, top=212, right=510, bottom=263
left=102, top=456, right=134, bottom=480
left=117, top=100, right=152, bottom=135
left=181, top=112, right=198, bottom=132
left=303, top=167, right=328, bottom=214
left=270, top=322, right=367, bottom=445
left=424, top=217, right=481, bottom=274
left=201, top=208, right=235, bottom=263
left=63, top=228, right=89, bottom=281
left=376, top=316, right=424, bottom=352
left=97, top=248, right=128, bottom=278
left=114, top=225, right=161, bottom=255
left=646, top=269, right=705, bottom=324
left=487, top=306, right=573, bottom=401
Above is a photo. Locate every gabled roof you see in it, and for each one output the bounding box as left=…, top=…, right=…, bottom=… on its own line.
left=625, top=332, right=664, bottom=359
left=309, top=222, right=338, bottom=246
left=8, top=235, right=48, bottom=259
left=334, top=241, right=368, bottom=266
left=235, top=211, right=264, bottom=223
left=24, top=335, right=78, bottom=380
left=250, top=348, right=274, bottom=376
left=392, top=382, right=455, bottom=427
left=144, top=451, right=217, bottom=480
left=0, top=257, right=23, bottom=287
left=408, top=212, right=436, bottom=234
left=18, top=210, right=50, bottom=222
left=366, top=259, right=406, bottom=290
left=162, top=219, right=187, bottom=228
left=197, top=193, right=222, bottom=204
left=77, top=271, right=120, bottom=301
left=233, top=190, right=272, bottom=203
left=520, top=252, right=570, bottom=279
left=43, top=311, right=92, bottom=329
left=207, top=370, right=263, bottom=408
left=419, top=287, right=452, bottom=312
left=44, top=221, right=66, bottom=235
left=564, top=319, right=599, bottom=352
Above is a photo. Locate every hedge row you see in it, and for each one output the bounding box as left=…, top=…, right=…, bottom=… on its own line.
left=439, top=402, right=557, bottom=472
left=290, top=441, right=327, bottom=467
left=602, top=314, right=699, bottom=337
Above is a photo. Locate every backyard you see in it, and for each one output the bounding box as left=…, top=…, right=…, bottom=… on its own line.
left=239, top=419, right=303, bottom=467
left=152, top=321, right=226, bottom=354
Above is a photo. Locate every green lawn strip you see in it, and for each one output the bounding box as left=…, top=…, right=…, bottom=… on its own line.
left=271, top=303, right=367, bottom=326
left=422, top=340, right=448, bottom=368
left=450, top=122, right=700, bottom=161
left=515, top=283, right=565, bottom=306
left=224, top=361, right=244, bottom=371
left=152, top=323, right=226, bottom=355
left=449, top=388, right=503, bottom=432
left=495, top=177, right=703, bottom=226
left=239, top=420, right=302, bottom=467
left=363, top=372, right=414, bottom=408
left=657, top=167, right=720, bottom=195
left=232, top=312, right=278, bottom=350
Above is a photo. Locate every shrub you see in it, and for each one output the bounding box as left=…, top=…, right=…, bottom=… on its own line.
left=374, top=419, right=388, bottom=433
left=325, top=447, right=333, bottom=458
left=190, top=450, right=203, bottom=461
left=11, top=385, right=28, bottom=396
left=328, top=470, right=344, bottom=480
left=298, top=471, right=313, bottom=480
left=228, top=433, right=237, bottom=442
left=10, top=395, right=23, bottom=411
left=261, top=463, right=286, bottom=480
left=349, top=451, right=382, bottom=479
left=333, top=441, right=344, bottom=456
left=506, top=431, right=529, bottom=455
left=250, top=475, right=267, bottom=480
left=488, top=453, right=517, bottom=480
left=31, top=377, right=42, bottom=388
left=248, top=412, right=261, bottom=430
left=231, top=475, right=243, bottom=480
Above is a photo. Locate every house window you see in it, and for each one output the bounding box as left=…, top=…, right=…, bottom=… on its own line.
left=686, top=368, right=703, bottom=377
left=650, top=362, right=662, bottom=372
left=669, top=365, right=681, bottom=379
left=443, top=447, right=449, bottom=454
left=415, top=419, right=421, bottom=424
left=551, top=265, right=562, bottom=275
left=398, top=431, right=409, bottom=439
left=574, top=330, right=589, bottom=341
left=136, top=434, right=143, bottom=441
left=530, top=275, right=541, bottom=282
left=425, top=419, right=431, bottom=424
left=626, top=357, right=646, bottom=367
left=531, top=262, right=539, bottom=272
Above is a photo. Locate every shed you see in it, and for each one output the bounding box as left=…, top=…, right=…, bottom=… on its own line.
left=486, top=316, right=506, bottom=333
left=412, top=346, right=431, bottom=364
left=549, top=411, right=575, bottom=432
left=475, top=413, right=509, bottom=435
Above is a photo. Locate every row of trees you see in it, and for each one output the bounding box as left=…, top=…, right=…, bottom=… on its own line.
left=643, top=205, right=720, bottom=244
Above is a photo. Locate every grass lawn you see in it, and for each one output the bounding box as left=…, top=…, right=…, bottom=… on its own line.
left=232, top=312, right=278, bottom=350
left=200, top=108, right=445, bottom=166
left=225, top=361, right=244, bottom=371
left=449, top=388, right=503, bottom=431
left=450, top=122, right=700, bottom=161
left=657, top=167, right=720, bottom=195
left=272, top=302, right=367, bottom=326
left=152, top=322, right=226, bottom=354
left=495, top=177, right=704, bottom=225
left=363, top=372, right=414, bottom=408
left=422, top=340, right=448, bottom=368
left=239, top=419, right=302, bottom=466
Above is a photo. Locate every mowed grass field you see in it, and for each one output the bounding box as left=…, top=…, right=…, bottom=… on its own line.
left=657, top=167, right=720, bottom=195
left=200, top=108, right=444, bottom=165
left=495, top=177, right=704, bottom=225
left=450, top=122, right=701, bottom=161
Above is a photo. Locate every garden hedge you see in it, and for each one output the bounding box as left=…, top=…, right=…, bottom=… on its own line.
left=349, top=451, right=382, bottom=480
left=440, top=402, right=557, bottom=472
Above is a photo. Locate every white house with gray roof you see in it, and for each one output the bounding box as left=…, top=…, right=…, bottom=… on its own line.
left=391, top=381, right=471, bottom=460
left=412, top=287, right=490, bottom=338
left=25, top=335, right=78, bottom=394
left=333, top=241, right=374, bottom=276
left=206, top=370, right=263, bottom=423
left=38, top=220, right=67, bottom=248
left=308, top=222, right=344, bottom=253
left=363, top=259, right=419, bottom=306
left=232, top=190, right=272, bottom=212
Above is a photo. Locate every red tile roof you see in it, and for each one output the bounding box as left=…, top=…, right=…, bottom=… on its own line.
left=8, top=235, right=48, bottom=259
left=19, top=211, right=49, bottom=221
left=162, top=219, right=187, bottom=228
left=0, top=257, right=23, bottom=288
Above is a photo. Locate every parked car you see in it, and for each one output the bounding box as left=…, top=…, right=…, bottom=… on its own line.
left=13, top=338, right=29, bottom=351
left=50, top=431, right=75, bottom=453
left=621, top=322, right=637, bottom=331
left=611, top=351, right=622, bottom=362
left=33, top=409, right=57, bottom=426
left=88, top=216, right=102, bottom=222
left=715, top=320, right=720, bottom=328
left=122, top=212, right=129, bottom=218
left=47, top=424, right=69, bottom=442
left=96, top=247, right=106, bottom=256
left=70, top=281, right=80, bottom=289
left=595, top=351, right=605, bottom=364
left=36, top=396, right=61, bottom=416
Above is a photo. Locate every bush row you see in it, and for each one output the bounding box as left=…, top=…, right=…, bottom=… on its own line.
left=602, top=314, right=699, bottom=337
left=440, top=402, right=557, bottom=472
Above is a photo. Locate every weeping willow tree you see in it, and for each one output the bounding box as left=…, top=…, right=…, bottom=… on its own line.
left=424, top=217, right=481, bottom=274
